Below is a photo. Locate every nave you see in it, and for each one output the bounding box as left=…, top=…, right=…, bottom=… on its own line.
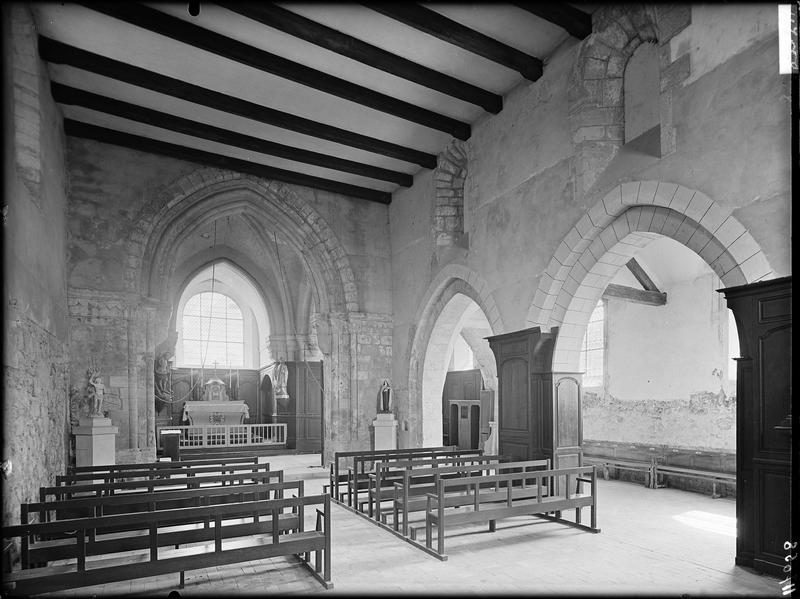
left=32, top=453, right=780, bottom=598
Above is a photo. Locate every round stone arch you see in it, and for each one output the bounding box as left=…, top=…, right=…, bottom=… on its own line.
left=568, top=5, right=691, bottom=194
left=406, top=265, right=503, bottom=447
left=526, top=180, right=774, bottom=371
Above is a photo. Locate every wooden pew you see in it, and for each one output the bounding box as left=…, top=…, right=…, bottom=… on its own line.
left=423, top=465, right=600, bottom=559
left=3, top=494, right=332, bottom=595
left=67, top=455, right=259, bottom=475
left=56, top=461, right=271, bottom=487
left=40, top=469, right=284, bottom=503
left=19, top=481, right=304, bottom=567
left=342, top=448, right=484, bottom=508
left=392, top=459, right=551, bottom=537
left=362, top=455, right=504, bottom=519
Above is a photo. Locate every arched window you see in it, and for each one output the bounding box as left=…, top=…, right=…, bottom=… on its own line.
left=580, top=300, right=606, bottom=387
left=181, top=291, right=245, bottom=368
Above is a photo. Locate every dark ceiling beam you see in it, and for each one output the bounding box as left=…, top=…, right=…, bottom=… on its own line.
left=603, top=284, right=667, bottom=306
left=366, top=3, right=543, bottom=81
left=38, top=37, right=437, bottom=169
left=626, top=258, right=661, bottom=292
left=511, top=4, right=592, bottom=40
left=81, top=2, right=471, bottom=140
left=225, top=3, right=502, bottom=114
left=52, top=83, right=413, bottom=187
left=64, top=119, right=393, bottom=204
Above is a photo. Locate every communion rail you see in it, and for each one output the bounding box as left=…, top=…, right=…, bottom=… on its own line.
left=157, top=424, right=287, bottom=448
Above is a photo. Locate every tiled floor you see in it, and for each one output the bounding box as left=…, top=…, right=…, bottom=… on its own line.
left=35, top=454, right=782, bottom=597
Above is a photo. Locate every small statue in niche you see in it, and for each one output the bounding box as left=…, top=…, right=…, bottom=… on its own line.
left=273, top=361, right=289, bottom=399
left=86, top=367, right=105, bottom=416
left=378, top=379, right=393, bottom=413
left=154, top=351, right=174, bottom=407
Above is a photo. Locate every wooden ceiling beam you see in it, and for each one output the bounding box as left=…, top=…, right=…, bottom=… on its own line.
left=366, top=3, right=543, bottom=81
left=603, top=284, right=666, bottom=306
left=38, top=37, right=437, bottom=169
left=626, top=258, right=661, bottom=292
left=81, top=2, right=472, bottom=140
left=512, top=4, right=592, bottom=40
left=226, top=3, right=503, bottom=114
left=52, top=83, right=413, bottom=187
left=64, top=119, right=393, bottom=204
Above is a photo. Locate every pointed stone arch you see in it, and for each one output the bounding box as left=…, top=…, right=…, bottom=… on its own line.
left=405, top=265, right=503, bottom=446
left=526, top=180, right=774, bottom=370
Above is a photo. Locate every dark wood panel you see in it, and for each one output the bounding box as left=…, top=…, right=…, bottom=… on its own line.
left=500, top=359, right=528, bottom=431
left=556, top=377, right=580, bottom=447
left=758, top=326, right=791, bottom=452
left=755, top=468, right=791, bottom=562
left=758, top=294, right=791, bottom=321
left=83, top=3, right=472, bottom=140
left=228, top=3, right=502, bottom=113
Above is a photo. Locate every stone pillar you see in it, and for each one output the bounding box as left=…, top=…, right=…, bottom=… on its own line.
left=73, top=416, right=119, bottom=467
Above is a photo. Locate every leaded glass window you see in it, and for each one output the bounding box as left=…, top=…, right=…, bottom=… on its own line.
left=181, top=292, right=244, bottom=368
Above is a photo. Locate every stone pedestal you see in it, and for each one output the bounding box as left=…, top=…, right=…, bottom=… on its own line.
left=371, top=412, right=397, bottom=451
left=73, top=416, right=119, bottom=467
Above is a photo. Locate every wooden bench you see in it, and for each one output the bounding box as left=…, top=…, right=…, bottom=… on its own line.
left=19, top=480, right=305, bottom=566
left=423, top=466, right=600, bottom=559
left=392, top=459, right=551, bottom=537
left=40, top=469, right=284, bottom=503
left=3, top=494, right=332, bottom=595
left=341, top=448, right=484, bottom=508
left=653, top=464, right=736, bottom=498
left=583, top=456, right=656, bottom=488
left=67, top=455, right=259, bottom=475
left=56, top=461, right=272, bottom=486
left=359, top=455, right=502, bottom=518
left=327, top=446, right=454, bottom=503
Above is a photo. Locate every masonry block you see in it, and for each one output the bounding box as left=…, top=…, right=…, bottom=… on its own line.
left=714, top=216, right=747, bottom=248
left=737, top=251, right=773, bottom=283
left=657, top=5, right=692, bottom=43
left=727, top=232, right=760, bottom=264
left=652, top=182, right=678, bottom=207
left=660, top=53, right=691, bottom=92
left=673, top=218, right=699, bottom=245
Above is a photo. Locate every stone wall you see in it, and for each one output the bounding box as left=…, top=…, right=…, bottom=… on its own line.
left=2, top=4, right=70, bottom=526
left=390, top=5, right=789, bottom=450
left=65, top=139, right=393, bottom=463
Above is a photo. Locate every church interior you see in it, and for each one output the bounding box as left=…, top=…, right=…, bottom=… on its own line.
left=2, top=2, right=793, bottom=596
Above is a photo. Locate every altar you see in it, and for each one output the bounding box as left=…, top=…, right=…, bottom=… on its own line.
left=182, top=400, right=249, bottom=426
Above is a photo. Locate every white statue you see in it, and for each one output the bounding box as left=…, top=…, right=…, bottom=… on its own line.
left=87, top=367, right=105, bottom=416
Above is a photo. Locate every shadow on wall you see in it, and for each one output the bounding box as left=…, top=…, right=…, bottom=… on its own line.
left=583, top=389, right=736, bottom=452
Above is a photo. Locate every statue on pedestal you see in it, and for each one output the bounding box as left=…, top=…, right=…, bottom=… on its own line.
left=378, top=379, right=393, bottom=413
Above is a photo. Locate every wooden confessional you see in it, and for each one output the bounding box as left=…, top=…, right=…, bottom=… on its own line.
left=721, top=276, right=792, bottom=577
left=441, top=369, right=492, bottom=450
left=487, top=327, right=582, bottom=471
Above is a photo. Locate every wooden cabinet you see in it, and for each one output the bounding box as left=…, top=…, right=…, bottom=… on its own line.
left=487, top=327, right=583, bottom=470
left=721, top=276, right=792, bottom=577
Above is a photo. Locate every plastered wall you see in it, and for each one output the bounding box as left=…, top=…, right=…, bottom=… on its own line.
left=583, top=271, right=736, bottom=451
left=2, top=4, right=70, bottom=526
left=390, top=5, right=789, bottom=449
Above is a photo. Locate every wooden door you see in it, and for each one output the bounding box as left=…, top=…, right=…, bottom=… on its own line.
left=288, top=361, right=323, bottom=452
left=442, top=369, right=482, bottom=446
left=722, top=276, right=792, bottom=577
